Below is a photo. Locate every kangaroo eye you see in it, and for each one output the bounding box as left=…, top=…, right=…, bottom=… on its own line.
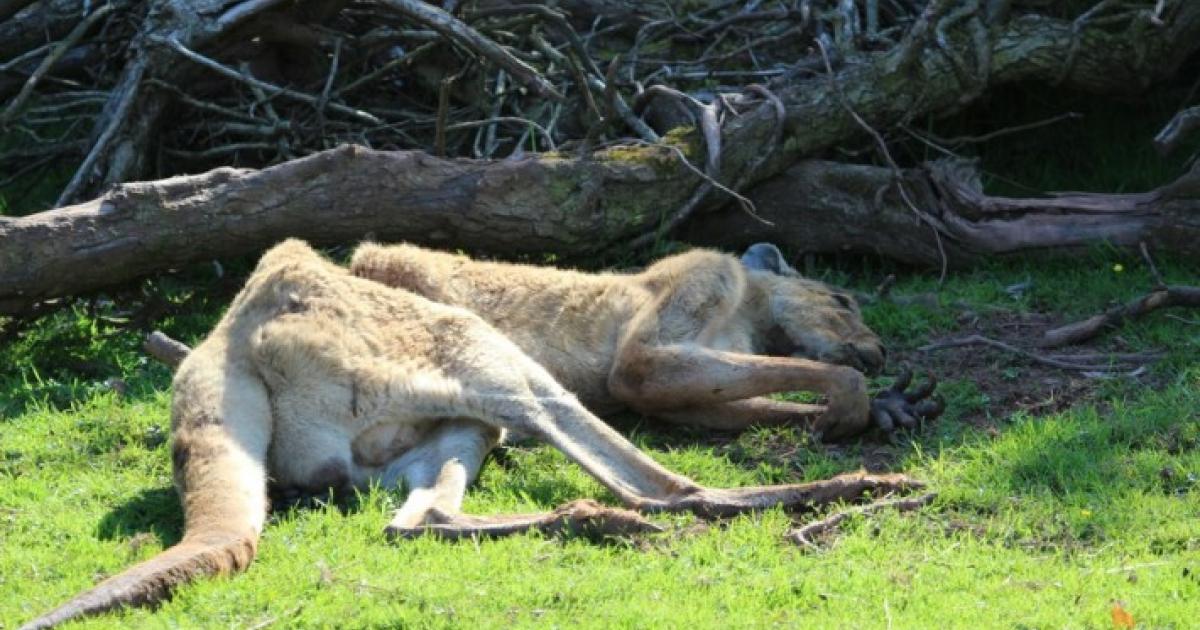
left=833, top=294, right=853, bottom=309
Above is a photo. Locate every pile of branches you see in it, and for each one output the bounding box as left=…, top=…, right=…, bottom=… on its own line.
left=0, top=0, right=996, bottom=198
left=0, top=0, right=1199, bottom=313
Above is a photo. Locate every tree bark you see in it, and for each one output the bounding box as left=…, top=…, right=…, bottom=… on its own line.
left=681, top=159, right=1200, bottom=267
left=0, top=145, right=692, bottom=313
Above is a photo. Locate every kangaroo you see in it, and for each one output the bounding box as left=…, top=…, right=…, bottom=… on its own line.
left=23, top=240, right=918, bottom=629
left=350, top=241, right=939, bottom=440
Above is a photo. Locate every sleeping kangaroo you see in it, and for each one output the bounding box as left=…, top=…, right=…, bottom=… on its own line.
left=350, top=241, right=940, bottom=439
left=23, top=240, right=919, bottom=629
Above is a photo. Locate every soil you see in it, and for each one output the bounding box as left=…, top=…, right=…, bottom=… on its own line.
left=896, top=306, right=1164, bottom=429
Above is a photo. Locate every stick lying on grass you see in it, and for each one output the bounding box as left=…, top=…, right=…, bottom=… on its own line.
left=789, top=492, right=938, bottom=549
left=1039, top=286, right=1200, bottom=348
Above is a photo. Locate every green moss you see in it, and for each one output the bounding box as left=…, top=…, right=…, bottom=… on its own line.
left=660, top=125, right=700, bottom=155
left=595, top=143, right=680, bottom=175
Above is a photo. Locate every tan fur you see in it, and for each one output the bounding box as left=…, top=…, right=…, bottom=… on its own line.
left=350, top=242, right=885, bottom=436
left=24, top=240, right=914, bottom=628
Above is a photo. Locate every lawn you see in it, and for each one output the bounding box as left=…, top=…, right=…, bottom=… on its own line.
left=1, top=248, right=1197, bottom=629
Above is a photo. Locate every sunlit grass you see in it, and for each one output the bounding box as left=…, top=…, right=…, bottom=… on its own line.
left=2, top=253, right=1197, bottom=628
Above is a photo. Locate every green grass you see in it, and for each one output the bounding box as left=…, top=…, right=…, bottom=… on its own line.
left=2, top=251, right=1197, bottom=629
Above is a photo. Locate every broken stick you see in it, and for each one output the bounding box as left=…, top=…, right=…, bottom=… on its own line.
left=789, top=491, right=937, bottom=549
left=1039, top=286, right=1200, bottom=348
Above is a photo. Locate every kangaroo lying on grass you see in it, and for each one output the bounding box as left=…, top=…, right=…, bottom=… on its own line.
left=24, top=240, right=922, bottom=629
left=350, top=241, right=940, bottom=440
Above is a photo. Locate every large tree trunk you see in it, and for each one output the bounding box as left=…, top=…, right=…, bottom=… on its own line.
left=0, top=145, right=689, bottom=313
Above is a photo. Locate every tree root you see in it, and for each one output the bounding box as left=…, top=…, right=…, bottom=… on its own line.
left=919, top=334, right=1164, bottom=373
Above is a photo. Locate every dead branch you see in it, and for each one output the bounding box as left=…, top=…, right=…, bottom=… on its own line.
left=683, top=158, right=1200, bottom=267
left=1039, top=286, right=1200, bottom=348
left=143, top=330, right=191, bottom=369
left=0, top=3, right=113, bottom=126
left=788, top=492, right=937, bottom=549
left=0, top=144, right=699, bottom=313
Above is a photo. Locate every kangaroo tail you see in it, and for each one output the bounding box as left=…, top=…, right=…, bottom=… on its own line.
left=19, top=528, right=258, bottom=630
left=22, top=364, right=271, bottom=629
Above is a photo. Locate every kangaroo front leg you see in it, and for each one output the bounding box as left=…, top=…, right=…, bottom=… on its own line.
left=610, top=345, right=870, bottom=439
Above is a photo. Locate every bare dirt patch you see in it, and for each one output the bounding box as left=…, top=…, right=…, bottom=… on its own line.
left=895, top=307, right=1163, bottom=428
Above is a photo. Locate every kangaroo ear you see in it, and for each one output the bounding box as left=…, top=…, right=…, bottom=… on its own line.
left=740, top=243, right=793, bottom=275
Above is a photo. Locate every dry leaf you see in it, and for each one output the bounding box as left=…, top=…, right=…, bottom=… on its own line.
left=1110, top=602, right=1135, bottom=628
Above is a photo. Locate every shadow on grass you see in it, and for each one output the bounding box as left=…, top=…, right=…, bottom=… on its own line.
left=96, top=484, right=378, bottom=548
left=97, top=486, right=185, bottom=546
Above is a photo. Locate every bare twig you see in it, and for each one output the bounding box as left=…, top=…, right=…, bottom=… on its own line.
left=157, top=36, right=380, bottom=125
left=377, top=0, right=563, bottom=101
left=0, top=3, right=113, bottom=126
left=730, top=83, right=785, bottom=211
left=817, top=38, right=949, bottom=283
left=447, top=116, right=555, bottom=151
left=875, top=274, right=897, bottom=298
left=1139, top=241, right=1165, bottom=288
left=334, top=41, right=437, bottom=97
left=435, top=73, right=454, bottom=157
left=315, top=37, right=344, bottom=138
left=634, top=85, right=721, bottom=176
left=1057, top=0, right=1121, bottom=85
left=789, top=492, right=936, bottom=549
left=165, top=142, right=279, bottom=159
left=217, top=0, right=293, bottom=30
left=623, top=84, right=770, bottom=249
left=930, top=112, right=1082, bottom=146
left=673, top=8, right=807, bottom=42
left=0, top=0, right=37, bottom=23
left=0, top=43, right=51, bottom=74
left=587, top=69, right=658, bottom=143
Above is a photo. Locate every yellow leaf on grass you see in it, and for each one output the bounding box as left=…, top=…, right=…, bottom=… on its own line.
left=1111, top=603, right=1135, bottom=628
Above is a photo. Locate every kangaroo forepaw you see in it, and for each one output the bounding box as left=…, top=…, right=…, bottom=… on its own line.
left=870, top=369, right=943, bottom=432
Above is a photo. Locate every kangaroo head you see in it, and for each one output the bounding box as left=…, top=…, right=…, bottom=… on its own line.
left=741, top=243, right=886, bottom=376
